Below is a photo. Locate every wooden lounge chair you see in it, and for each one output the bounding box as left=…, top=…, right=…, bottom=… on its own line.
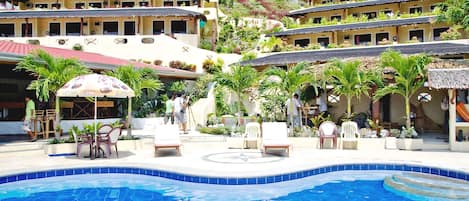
left=319, top=121, right=338, bottom=149
left=261, top=122, right=291, bottom=157
left=243, top=122, right=261, bottom=149
left=154, top=125, right=182, bottom=156
left=341, top=121, right=360, bottom=149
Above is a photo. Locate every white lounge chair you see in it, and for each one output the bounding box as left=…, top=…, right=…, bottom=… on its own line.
left=243, top=122, right=261, bottom=149
left=261, top=122, right=291, bottom=156
left=154, top=124, right=182, bottom=156
left=340, top=121, right=360, bottom=149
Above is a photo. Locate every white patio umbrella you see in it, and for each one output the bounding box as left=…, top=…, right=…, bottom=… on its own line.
left=57, top=73, right=135, bottom=139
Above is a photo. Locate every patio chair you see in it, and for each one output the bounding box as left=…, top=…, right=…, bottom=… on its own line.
left=97, top=127, right=122, bottom=158
left=340, top=121, right=360, bottom=149
left=72, top=130, right=93, bottom=157
left=318, top=121, right=338, bottom=149
left=98, top=124, right=113, bottom=135
left=243, top=122, right=261, bottom=149
left=261, top=122, right=291, bottom=156
left=154, top=124, right=182, bottom=156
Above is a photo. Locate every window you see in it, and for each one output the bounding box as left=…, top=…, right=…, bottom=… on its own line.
left=331, top=15, right=342, bottom=22
left=430, top=4, right=438, bottom=12
left=66, top=23, right=80, bottom=36
left=312, top=17, right=322, bottom=24
left=171, top=20, right=187, bottom=34
left=124, top=21, right=135, bottom=35
left=51, top=3, right=61, bottom=9
left=103, top=22, right=118, bottom=35
left=409, top=7, right=422, bottom=14
left=49, top=23, right=60, bottom=36
left=34, top=3, right=48, bottom=8
left=354, top=34, right=371, bottom=45
left=317, top=37, right=329, bottom=47
left=139, top=1, right=149, bottom=7
left=375, top=32, right=389, bottom=45
left=177, top=0, right=190, bottom=6
left=89, top=2, right=102, bottom=8
left=294, top=39, right=310, bottom=47
left=409, top=30, right=424, bottom=42
left=0, top=24, right=15, bottom=37
left=352, top=13, right=359, bottom=18
left=433, top=27, right=449, bottom=41
left=75, top=3, right=85, bottom=9
left=362, top=12, right=377, bottom=19
left=21, top=23, right=32, bottom=37
left=163, top=1, right=174, bottom=6
left=383, top=10, right=394, bottom=17
left=122, top=1, right=135, bottom=7
left=153, top=21, right=164, bottom=34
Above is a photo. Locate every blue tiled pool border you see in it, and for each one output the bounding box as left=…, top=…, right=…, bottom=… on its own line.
left=1, top=163, right=467, bottom=185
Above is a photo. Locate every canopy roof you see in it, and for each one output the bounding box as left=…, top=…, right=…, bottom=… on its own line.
left=57, top=74, right=135, bottom=98
left=239, top=40, right=469, bottom=67
left=0, top=7, right=204, bottom=19
left=0, top=40, right=200, bottom=79
left=270, top=16, right=433, bottom=37
left=427, top=60, right=469, bottom=89
left=288, top=0, right=410, bottom=17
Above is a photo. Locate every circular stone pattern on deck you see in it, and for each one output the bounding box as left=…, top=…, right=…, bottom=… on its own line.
left=201, top=151, right=284, bottom=164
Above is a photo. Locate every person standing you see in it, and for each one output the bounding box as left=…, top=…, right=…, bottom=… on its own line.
left=164, top=94, right=175, bottom=124
left=174, top=93, right=188, bottom=134
left=285, top=93, right=301, bottom=128
left=23, top=95, right=36, bottom=142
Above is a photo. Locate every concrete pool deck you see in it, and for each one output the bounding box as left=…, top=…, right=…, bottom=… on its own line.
left=1, top=132, right=468, bottom=178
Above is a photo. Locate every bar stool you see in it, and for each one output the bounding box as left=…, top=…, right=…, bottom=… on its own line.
left=44, top=109, right=56, bottom=139
left=32, top=110, right=45, bottom=139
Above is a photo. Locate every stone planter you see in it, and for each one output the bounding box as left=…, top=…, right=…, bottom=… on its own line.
left=43, top=139, right=144, bottom=155
left=131, top=117, right=164, bottom=130
left=396, top=138, right=423, bottom=150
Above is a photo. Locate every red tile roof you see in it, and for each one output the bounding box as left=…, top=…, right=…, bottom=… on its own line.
left=0, top=40, right=198, bottom=78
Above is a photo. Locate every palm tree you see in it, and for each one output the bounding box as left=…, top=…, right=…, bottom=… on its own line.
left=104, top=65, right=163, bottom=98
left=105, top=65, right=163, bottom=135
left=260, top=62, right=316, bottom=123
left=15, top=49, right=91, bottom=131
left=215, top=65, right=258, bottom=122
left=374, top=49, right=431, bottom=130
left=324, top=59, right=376, bottom=118
left=435, top=0, right=469, bottom=31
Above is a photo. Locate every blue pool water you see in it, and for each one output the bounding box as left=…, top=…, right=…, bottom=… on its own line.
left=0, top=171, right=414, bottom=201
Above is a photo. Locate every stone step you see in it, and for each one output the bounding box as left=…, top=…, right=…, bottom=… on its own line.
left=384, top=172, right=469, bottom=200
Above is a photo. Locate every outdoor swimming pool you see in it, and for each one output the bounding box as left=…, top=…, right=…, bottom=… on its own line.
left=0, top=164, right=468, bottom=201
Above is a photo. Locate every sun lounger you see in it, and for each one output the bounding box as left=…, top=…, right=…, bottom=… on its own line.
left=154, top=124, right=182, bottom=156
left=261, top=122, right=291, bottom=156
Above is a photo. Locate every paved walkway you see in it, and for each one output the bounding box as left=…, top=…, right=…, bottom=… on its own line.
left=1, top=133, right=468, bottom=178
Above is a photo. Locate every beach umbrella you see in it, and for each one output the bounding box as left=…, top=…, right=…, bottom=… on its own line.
left=57, top=73, right=135, bottom=141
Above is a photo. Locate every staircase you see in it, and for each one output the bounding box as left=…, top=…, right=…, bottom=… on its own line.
left=384, top=172, right=469, bottom=200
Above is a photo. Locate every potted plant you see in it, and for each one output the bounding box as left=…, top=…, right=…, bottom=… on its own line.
left=374, top=49, right=430, bottom=150
left=396, top=126, right=423, bottom=150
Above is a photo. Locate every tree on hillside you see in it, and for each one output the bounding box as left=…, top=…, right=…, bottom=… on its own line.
left=436, top=0, right=469, bottom=31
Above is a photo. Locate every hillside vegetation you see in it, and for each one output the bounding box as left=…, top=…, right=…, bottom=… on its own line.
left=219, top=0, right=304, bottom=20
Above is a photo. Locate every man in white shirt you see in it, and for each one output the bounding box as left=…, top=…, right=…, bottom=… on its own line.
left=285, top=93, right=301, bottom=128
left=174, top=93, right=188, bottom=134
